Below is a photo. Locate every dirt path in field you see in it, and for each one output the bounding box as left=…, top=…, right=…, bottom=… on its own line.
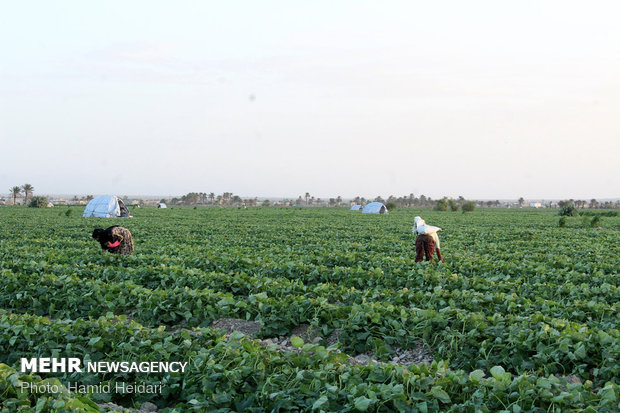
left=348, top=341, right=434, bottom=366
left=206, top=319, right=434, bottom=367
left=209, top=318, right=263, bottom=336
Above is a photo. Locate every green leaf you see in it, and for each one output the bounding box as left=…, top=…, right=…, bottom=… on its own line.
left=354, top=396, right=372, bottom=411
left=430, top=386, right=451, bottom=404
left=469, top=369, right=485, bottom=381
left=597, top=384, right=617, bottom=403
left=229, top=331, right=245, bottom=340
left=291, top=336, right=304, bottom=348
left=574, top=343, right=587, bottom=359
left=490, top=366, right=505, bottom=380
left=88, top=336, right=101, bottom=346
left=312, top=395, right=328, bottom=410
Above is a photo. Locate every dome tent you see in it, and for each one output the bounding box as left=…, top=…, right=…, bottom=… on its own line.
left=157, top=203, right=167, bottom=208
left=83, top=195, right=130, bottom=218
left=362, top=202, right=388, bottom=214
left=350, top=205, right=362, bottom=211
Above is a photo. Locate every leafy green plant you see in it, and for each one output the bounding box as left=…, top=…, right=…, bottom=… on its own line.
left=28, top=196, right=48, bottom=208
left=461, top=201, right=476, bottom=212
left=559, top=205, right=579, bottom=216
left=558, top=216, right=567, bottom=227
left=0, top=207, right=618, bottom=410
left=434, top=198, right=448, bottom=211
left=580, top=210, right=618, bottom=217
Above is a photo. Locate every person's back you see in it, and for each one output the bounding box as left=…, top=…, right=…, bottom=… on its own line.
left=92, top=226, right=134, bottom=255
left=412, top=216, right=443, bottom=262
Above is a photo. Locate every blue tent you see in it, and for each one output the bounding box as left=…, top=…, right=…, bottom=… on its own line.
left=362, top=202, right=388, bottom=214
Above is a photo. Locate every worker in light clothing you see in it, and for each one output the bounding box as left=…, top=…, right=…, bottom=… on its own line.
left=92, top=226, right=134, bottom=255
left=413, top=216, right=444, bottom=262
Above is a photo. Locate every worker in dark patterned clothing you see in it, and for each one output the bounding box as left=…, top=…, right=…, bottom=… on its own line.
left=92, top=226, right=134, bottom=255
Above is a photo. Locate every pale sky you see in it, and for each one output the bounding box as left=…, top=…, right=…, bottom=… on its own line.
left=1, top=1, right=619, bottom=200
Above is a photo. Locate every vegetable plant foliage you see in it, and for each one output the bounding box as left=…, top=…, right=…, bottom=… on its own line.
left=0, top=206, right=618, bottom=411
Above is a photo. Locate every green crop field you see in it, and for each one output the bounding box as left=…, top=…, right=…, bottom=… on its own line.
left=0, top=206, right=618, bottom=412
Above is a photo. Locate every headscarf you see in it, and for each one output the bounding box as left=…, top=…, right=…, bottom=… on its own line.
left=412, top=216, right=442, bottom=235
left=413, top=216, right=442, bottom=249
left=412, top=216, right=425, bottom=234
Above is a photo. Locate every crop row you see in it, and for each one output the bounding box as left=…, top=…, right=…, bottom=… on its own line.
left=3, top=242, right=618, bottom=293
left=1, top=311, right=618, bottom=412
left=1, top=269, right=618, bottom=384
left=2, top=256, right=618, bottom=331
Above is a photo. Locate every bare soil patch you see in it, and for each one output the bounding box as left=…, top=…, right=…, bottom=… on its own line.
left=197, top=319, right=432, bottom=368
left=347, top=341, right=434, bottom=367
left=209, top=318, right=262, bottom=336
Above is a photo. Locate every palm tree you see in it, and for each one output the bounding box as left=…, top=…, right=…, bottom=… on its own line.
left=305, top=192, right=310, bottom=205
left=10, top=186, right=21, bottom=205
left=21, top=184, right=34, bottom=205
left=208, top=192, right=215, bottom=204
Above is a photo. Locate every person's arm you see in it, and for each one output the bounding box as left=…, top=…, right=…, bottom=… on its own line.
left=109, top=233, right=123, bottom=248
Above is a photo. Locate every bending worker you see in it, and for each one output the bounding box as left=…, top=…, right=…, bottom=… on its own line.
left=413, top=216, right=444, bottom=262
left=92, top=225, right=134, bottom=255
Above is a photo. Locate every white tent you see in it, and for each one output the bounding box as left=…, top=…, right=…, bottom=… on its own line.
left=47, top=202, right=54, bottom=208
left=157, top=203, right=167, bottom=208
left=362, top=202, right=388, bottom=214
left=350, top=205, right=361, bottom=211
left=83, top=195, right=130, bottom=218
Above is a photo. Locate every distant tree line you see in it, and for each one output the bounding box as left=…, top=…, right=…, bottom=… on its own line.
left=166, top=192, right=487, bottom=211
left=6, top=183, right=52, bottom=208
left=168, top=192, right=257, bottom=207
left=9, top=184, right=34, bottom=205
left=558, top=199, right=619, bottom=209
left=7, top=187, right=618, bottom=211
left=433, top=197, right=478, bottom=212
